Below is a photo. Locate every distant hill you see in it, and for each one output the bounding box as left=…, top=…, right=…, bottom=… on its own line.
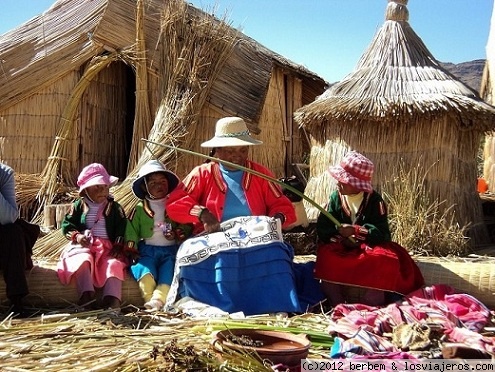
left=440, top=59, right=485, bottom=94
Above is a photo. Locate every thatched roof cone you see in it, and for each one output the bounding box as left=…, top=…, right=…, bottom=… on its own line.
left=294, top=0, right=495, bottom=248
left=295, top=0, right=495, bottom=130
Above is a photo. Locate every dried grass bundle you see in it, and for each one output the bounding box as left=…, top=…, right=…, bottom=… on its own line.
left=15, top=173, right=45, bottom=220
left=382, top=159, right=470, bottom=256
left=127, top=0, right=153, bottom=174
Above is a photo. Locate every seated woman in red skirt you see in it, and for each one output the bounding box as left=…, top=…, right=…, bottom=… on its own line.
left=314, top=151, right=424, bottom=307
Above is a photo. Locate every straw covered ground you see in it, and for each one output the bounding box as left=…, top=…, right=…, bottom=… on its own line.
left=0, top=306, right=333, bottom=371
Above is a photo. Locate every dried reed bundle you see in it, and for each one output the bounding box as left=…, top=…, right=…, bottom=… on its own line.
left=15, top=173, right=45, bottom=220
left=112, top=0, right=239, bottom=208
left=33, top=231, right=66, bottom=260
left=127, top=0, right=153, bottom=174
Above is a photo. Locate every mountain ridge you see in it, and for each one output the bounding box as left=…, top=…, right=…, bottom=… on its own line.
left=440, top=59, right=485, bottom=94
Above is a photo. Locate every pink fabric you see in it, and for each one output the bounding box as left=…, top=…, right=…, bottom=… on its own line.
left=328, top=151, right=374, bottom=193
left=327, top=285, right=494, bottom=358
left=445, top=327, right=495, bottom=354
left=57, top=237, right=127, bottom=288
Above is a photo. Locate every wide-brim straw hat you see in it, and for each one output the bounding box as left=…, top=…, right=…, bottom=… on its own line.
left=132, top=159, right=180, bottom=199
left=200, top=116, right=263, bottom=148
left=77, top=163, right=118, bottom=194
left=328, top=151, right=374, bottom=193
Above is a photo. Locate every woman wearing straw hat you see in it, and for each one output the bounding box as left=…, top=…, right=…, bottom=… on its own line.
left=125, top=160, right=192, bottom=311
left=166, top=116, right=296, bottom=233
left=57, top=163, right=128, bottom=310
left=165, top=117, right=301, bottom=315
left=315, top=151, right=424, bottom=307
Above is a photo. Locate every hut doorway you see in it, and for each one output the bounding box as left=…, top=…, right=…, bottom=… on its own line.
left=77, top=61, right=135, bottom=181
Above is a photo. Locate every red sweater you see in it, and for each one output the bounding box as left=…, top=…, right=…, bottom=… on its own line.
left=166, top=161, right=296, bottom=234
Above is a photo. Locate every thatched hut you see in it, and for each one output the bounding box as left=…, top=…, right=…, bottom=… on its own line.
left=481, top=1, right=495, bottom=192
left=294, top=0, right=495, bottom=247
left=0, top=0, right=326, bottom=219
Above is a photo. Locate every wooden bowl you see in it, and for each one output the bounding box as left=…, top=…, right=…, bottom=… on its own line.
left=212, top=328, right=311, bottom=367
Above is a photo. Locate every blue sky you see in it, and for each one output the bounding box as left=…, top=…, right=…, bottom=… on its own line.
left=1, top=0, right=493, bottom=83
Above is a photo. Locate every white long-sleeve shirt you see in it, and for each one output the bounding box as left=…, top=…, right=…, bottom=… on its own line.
left=0, top=162, right=19, bottom=225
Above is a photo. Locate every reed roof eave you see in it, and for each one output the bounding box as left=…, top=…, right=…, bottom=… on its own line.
left=294, top=94, right=495, bottom=132
left=295, top=17, right=495, bottom=133
left=91, top=0, right=327, bottom=123
left=0, top=0, right=327, bottom=119
left=0, top=0, right=109, bottom=111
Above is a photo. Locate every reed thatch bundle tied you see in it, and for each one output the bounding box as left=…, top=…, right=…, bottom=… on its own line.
left=111, top=0, right=239, bottom=212
left=386, top=0, right=409, bottom=22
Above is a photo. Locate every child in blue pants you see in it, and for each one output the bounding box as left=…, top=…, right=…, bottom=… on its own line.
left=125, top=160, right=192, bottom=311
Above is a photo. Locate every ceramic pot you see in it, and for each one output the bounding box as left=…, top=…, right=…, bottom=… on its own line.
left=212, top=328, right=311, bottom=367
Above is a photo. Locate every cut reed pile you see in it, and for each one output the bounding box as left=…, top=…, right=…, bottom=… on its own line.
left=0, top=309, right=332, bottom=371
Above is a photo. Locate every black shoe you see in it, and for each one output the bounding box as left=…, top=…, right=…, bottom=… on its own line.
left=7, top=296, right=30, bottom=318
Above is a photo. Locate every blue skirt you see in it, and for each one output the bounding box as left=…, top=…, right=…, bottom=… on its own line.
left=178, top=241, right=302, bottom=315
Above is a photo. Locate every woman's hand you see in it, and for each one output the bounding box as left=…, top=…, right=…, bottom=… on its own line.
left=338, top=224, right=355, bottom=238
left=199, top=210, right=221, bottom=233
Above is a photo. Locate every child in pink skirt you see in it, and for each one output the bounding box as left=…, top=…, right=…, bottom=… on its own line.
left=57, top=163, right=128, bottom=309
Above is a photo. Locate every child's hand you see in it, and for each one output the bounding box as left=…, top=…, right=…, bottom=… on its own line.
left=175, top=228, right=187, bottom=242
left=110, top=240, right=125, bottom=259
left=125, top=248, right=140, bottom=264
left=76, top=233, right=90, bottom=247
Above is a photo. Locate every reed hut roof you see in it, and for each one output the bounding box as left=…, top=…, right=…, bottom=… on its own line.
left=294, top=0, right=495, bottom=132
left=0, top=0, right=326, bottom=123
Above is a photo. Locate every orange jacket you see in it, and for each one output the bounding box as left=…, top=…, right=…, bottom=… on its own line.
left=166, top=161, right=296, bottom=234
